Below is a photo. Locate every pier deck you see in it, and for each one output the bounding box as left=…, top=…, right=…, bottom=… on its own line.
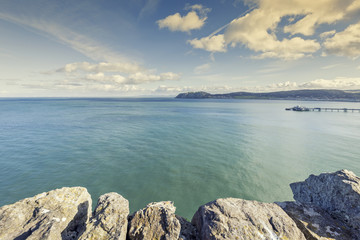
left=309, top=107, right=360, bottom=112
left=286, top=106, right=360, bottom=112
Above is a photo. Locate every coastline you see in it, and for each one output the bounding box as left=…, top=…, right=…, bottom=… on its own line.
left=1, top=169, right=359, bottom=239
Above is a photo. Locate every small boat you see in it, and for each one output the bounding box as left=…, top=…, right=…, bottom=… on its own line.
left=286, top=106, right=310, bottom=111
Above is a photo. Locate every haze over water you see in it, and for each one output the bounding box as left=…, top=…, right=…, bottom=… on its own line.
left=1, top=98, right=360, bottom=219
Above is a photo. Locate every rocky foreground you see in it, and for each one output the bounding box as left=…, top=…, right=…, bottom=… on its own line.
left=1, top=170, right=360, bottom=240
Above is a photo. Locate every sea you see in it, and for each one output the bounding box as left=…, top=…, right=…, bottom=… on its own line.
left=1, top=98, right=360, bottom=219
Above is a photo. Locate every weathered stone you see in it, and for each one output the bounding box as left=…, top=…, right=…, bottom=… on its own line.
left=192, top=198, right=306, bottom=240
left=128, top=201, right=182, bottom=240
left=177, top=215, right=199, bottom=240
left=277, top=201, right=355, bottom=240
left=291, top=169, right=360, bottom=230
left=79, top=192, right=129, bottom=240
left=0, top=187, right=91, bottom=240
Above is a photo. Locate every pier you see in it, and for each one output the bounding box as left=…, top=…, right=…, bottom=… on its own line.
left=286, top=106, right=360, bottom=112
left=310, top=107, right=360, bottom=112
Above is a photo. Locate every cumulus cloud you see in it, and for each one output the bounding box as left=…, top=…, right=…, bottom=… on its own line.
left=190, top=0, right=360, bottom=59
left=323, top=21, right=360, bottom=58
left=188, top=34, right=227, bottom=52
left=157, top=4, right=209, bottom=32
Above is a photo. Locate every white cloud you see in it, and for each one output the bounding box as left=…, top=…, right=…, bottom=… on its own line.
left=0, top=11, right=181, bottom=90
left=300, top=77, right=360, bottom=89
left=319, top=30, right=336, bottom=39
left=188, top=34, right=227, bottom=52
left=153, top=85, right=194, bottom=95
left=83, top=70, right=180, bottom=85
left=189, top=0, right=360, bottom=60
left=86, top=72, right=127, bottom=84
left=265, top=77, right=360, bottom=91
left=59, top=62, right=142, bottom=74
left=266, top=81, right=298, bottom=90
left=185, top=4, right=211, bottom=17
left=160, top=72, right=181, bottom=81
left=321, top=63, right=341, bottom=70
left=157, top=4, right=209, bottom=32
left=55, top=81, right=145, bottom=94
left=194, top=63, right=211, bottom=74
left=224, top=2, right=324, bottom=60
left=323, top=21, right=360, bottom=58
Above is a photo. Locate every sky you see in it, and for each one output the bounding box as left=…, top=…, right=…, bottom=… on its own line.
left=1, top=0, right=360, bottom=97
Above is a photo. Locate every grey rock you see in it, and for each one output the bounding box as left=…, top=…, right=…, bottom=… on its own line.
left=177, top=215, right=199, bottom=240
left=277, top=201, right=355, bottom=240
left=291, top=169, right=360, bottom=230
left=79, top=192, right=129, bottom=240
left=192, top=198, right=306, bottom=240
left=128, top=201, right=194, bottom=240
left=0, top=187, right=91, bottom=240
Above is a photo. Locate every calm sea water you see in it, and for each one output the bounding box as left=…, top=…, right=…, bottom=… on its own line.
left=1, top=98, right=360, bottom=219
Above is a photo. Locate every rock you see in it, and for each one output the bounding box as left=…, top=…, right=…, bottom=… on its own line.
left=0, top=187, right=91, bottom=240
left=290, top=169, right=360, bottom=230
left=277, top=201, right=354, bottom=240
left=177, top=215, right=199, bottom=240
left=79, top=192, right=129, bottom=240
left=128, top=201, right=194, bottom=240
left=192, top=198, right=306, bottom=240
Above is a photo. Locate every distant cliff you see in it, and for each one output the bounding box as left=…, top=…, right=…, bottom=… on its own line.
left=176, top=89, right=360, bottom=101
left=1, top=169, right=360, bottom=239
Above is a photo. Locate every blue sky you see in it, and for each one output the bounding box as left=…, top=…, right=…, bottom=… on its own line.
left=1, top=0, right=360, bottom=97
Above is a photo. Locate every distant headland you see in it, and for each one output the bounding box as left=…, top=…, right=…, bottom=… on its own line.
left=175, top=89, right=360, bottom=102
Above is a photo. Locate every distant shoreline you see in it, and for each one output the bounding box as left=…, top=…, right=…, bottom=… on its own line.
left=175, top=89, right=360, bottom=102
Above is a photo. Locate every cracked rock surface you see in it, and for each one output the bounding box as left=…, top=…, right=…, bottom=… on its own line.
left=0, top=187, right=91, bottom=240
left=191, top=198, right=306, bottom=240
left=128, top=201, right=197, bottom=240
left=291, top=169, right=360, bottom=230
left=278, top=201, right=355, bottom=240
left=79, top=192, right=129, bottom=240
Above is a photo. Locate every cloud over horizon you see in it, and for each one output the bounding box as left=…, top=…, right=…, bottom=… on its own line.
left=266, top=77, right=360, bottom=91
left=0, top=11, right=182, bottom=92
left=56, top=61, right=180, bottom=86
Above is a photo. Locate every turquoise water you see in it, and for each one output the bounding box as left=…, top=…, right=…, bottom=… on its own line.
left=1, top=98, right=360, bottom=219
